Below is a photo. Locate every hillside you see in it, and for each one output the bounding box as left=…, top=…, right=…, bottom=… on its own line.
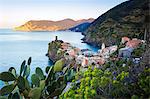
left=69, top=22, right=91, bottom=32
left=14, top=18, right=94, bottom=31
left=83, top=0, right=150, bottom=47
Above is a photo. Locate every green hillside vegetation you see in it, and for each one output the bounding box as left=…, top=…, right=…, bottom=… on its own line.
left=83, top=0, right=149, bottom=46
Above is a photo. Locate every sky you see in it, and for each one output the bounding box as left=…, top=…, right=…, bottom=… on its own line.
left=0, top=0, right=127, bottom=28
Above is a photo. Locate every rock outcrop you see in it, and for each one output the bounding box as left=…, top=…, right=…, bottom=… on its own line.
left=47, top=38, right=64, bottom=62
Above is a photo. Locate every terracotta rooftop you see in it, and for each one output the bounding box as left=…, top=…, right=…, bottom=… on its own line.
left=121, top=37, right=130, bottom=43
left=126, top=39, right=142, bottom=48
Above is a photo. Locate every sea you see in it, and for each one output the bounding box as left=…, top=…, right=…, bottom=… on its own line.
left=0, top=29, right=99, bottom=87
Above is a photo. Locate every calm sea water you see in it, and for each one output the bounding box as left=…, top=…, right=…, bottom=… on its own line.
left=0, top=29, right=98, bottom=85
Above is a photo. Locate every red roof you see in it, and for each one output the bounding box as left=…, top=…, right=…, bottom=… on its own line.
left=122, top=37, right=130, bottom=43
left=126, top=39, right=141, bottom=48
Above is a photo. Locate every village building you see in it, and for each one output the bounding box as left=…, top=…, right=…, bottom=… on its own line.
left=119, top=37, right=145, bottom=58
left=58, top=37, right=145, bottom=68
left=98, top=45, right=118, bottom=59
left=119, top=47, right=134, bottom=58
left=121, top=37, right=130, bottom=44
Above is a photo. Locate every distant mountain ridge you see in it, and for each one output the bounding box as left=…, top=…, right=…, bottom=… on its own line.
left=14, top=18, right=94, bottom=31
left=83, top=0, right=149, bottom=47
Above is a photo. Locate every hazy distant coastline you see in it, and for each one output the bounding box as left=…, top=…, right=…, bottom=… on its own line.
left=14, top=18, right=94, bottom=32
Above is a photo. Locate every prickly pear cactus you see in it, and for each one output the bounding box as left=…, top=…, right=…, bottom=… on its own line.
left=0, top=57, right=71, bottom=99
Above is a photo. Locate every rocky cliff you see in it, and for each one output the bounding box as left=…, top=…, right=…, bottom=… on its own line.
left=47, top=39, right=64, bottom=62
left=83, top=0, right=149, bottom=47
left=15, top=18, right=94, bottom=31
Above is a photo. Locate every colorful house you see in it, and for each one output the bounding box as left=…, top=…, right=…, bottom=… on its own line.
left=119, top=38, right=144, bottom=58
left=121, top=37, right=130, bottom=44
